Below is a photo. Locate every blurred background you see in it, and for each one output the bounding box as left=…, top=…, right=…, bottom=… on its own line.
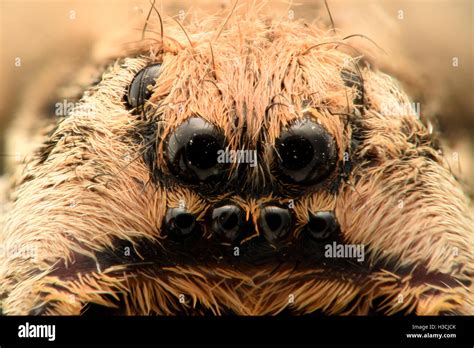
left=0, top=0, right=472, bottom=200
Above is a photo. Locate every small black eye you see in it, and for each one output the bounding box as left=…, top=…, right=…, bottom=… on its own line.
left=306, top=211, right=339, bottom=240
left=127, top=63, right=161, bottom=109
left=166, top=117, right=228, bottom=183
left=275, top=118, right=337, bottom=185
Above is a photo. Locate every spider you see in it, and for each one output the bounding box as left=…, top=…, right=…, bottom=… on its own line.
left=0, top=6, right=472, bottom=316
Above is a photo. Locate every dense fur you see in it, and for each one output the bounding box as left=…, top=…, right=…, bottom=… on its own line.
left=0, top=9, right=472, bottom=315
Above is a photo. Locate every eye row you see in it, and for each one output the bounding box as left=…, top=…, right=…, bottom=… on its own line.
left=165, top=204, right=340, bottom=244
left=126, top=64, right=338, bottom=186
left=164, top=116, right=337, bottom=186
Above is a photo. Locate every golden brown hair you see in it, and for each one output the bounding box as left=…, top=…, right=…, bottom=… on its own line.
left=0, top=6, right=472, bottom=315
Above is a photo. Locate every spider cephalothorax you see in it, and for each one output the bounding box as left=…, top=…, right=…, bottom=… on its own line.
left=0, top=11, right=472, bottom=316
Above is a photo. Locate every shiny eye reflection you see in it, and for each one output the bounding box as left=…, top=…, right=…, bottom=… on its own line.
left=275, top=118, right=337, bottom=185
left=166, top=117, right=228, bottom=183
left=127, top=63, right=161, bottom=109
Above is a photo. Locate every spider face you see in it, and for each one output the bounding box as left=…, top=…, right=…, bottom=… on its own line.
left=154, top=111, right=340, bottom=248
left=0, top=16, right=472, bottom=316
left=123, top=55, right=350, bottom=270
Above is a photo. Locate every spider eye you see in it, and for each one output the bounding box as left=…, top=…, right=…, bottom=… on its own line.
left=275, top=118, right=337, bottom=185
left=166, top=117, right=228, bottom=183
left=127, top=63, right=161, bottom=109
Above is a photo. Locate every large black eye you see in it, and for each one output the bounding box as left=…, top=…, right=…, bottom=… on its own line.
left=166, top=117, right=227, bottom=183
left=127, top=64, right=161, bottom=108
left=275, top=118, right=337, bottom=185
